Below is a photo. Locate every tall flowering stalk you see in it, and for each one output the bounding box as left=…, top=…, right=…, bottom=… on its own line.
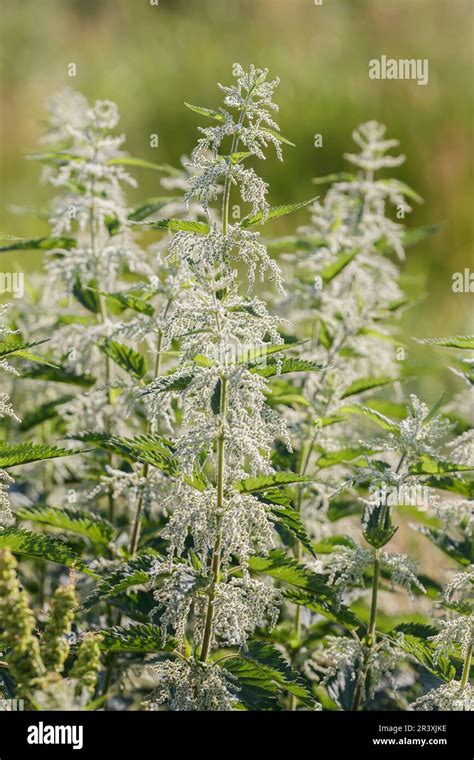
left=5, top=92, right=189, bottom=558
left=278, top=120, right=417, bottom=543
left=271, top=122, right=419, bottom=704
left=141, top=64, right=318, bottom=710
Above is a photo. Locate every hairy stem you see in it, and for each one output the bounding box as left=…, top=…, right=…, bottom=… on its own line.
left=461, top=642, right=472, bottom=690
left=129, top=327, right=165, bottom=556
left=352, top=548, right=381, bottom=711
left=199, top=375, right=228, bottom=663
left=289, top=427, right=321, bottom=710
left=89, top=185, right=115, bottom=524
left=366, top=549, right=381, bottom=647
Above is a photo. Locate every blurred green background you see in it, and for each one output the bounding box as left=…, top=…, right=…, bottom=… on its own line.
left=1, top=0, right=472, bottom=358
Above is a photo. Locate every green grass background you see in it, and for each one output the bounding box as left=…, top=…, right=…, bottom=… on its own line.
left=1, top=0, right=472, bottom=375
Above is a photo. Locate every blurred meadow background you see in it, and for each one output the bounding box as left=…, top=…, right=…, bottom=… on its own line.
left=1, top=0, right=472, bottom=398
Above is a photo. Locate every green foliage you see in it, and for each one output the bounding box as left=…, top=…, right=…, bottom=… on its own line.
left=99, top=340, right=148, bottom=379
left=70, top=432, right=178, bottom=475
left=0, top=236, right=76, bottom=252
left=83, top=553, right=159, bottom=608
left=98, top=623, right=176, bottom=653
left=222, top=641, right=315, bottom=710
left=16, top=505, right=116, bottom=551
left=0, top=442, right=84, bottom=468
left=0, top=529, right=96, bottom=575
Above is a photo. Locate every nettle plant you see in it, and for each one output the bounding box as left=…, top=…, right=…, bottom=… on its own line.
left=265, top=123, right=473, bottom=710
left=0, top=65, right=472, bottom=712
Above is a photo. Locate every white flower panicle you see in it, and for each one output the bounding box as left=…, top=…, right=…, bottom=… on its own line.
left=411, top=681, right=473, bottom=712
left=325, top=544, right=425, bottom=598
left=38, top=89, right=148, bottom=292
left=344, top=121, right=406, bottom=173
left=147, top=660, right=237, bottom=711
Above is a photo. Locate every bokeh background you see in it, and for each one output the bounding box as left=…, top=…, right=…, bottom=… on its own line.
left=1, top=0, right=473, bottom=377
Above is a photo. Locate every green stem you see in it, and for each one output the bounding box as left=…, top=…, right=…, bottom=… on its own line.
left=129, top=463, right=148, bottom=557
left=199, top=375, right=228, bottom=663
left=366, top=549, right=380, bottom=647
left=129, top=325, right=167, bottom=556
left=290, top=433, right=320, bottom=710
left=221, top=84, right=257, bottom=235
left=98, top=292, right=113, bottom=409
left=199, top=87, right=259, bottom=663
left=352, top=548, right=381, bottom=711
left=461, top=643, right=472, bottom=690
left=89, top=183, right=115, bottom=525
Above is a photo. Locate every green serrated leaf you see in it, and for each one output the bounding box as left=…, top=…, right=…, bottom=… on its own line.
left=0, top=237, right=76, bottom=252
left=285, top=587, right=362, bottom=629
left=423, top=475, right=474, bottom=499
left=415, top=335, right=474, bottom=351
left=0, top=442, right=83, bottom=468
left=341, top=404, right=399, bottom=433
left=320, top=248, right=359, bottom=284
left=318, top=318, right=333, bottom=349
left=312, top=172, right=356, bottom=185
left=415, top=525, right=473, bottom=566
left=222, top=641, right=314, bottom=709
left=221, top=656, right=280, bottom=710
left=94, top=288, right=155, bottom=317
left=19, top=395, right=74, bottom=432
left=0, top=339, right=48, bottom=359
left=316, top=447, right=375, bottom=469
left=269, top=505, right=316, bottom=557
left=143, top=218, right=211, bottom=234
left=250, top=358, right=325, bottom=379
left=409, top=455, right=473, bottom=476
left=184, top=102, right=226, bottom=122
left=248, top=549, right=334, bottom=596
left=128, top=197, right=181, bottom=222
left=70, top=433, right=178, bottom=476
left=391, top=622, right=440, bottom=639
left=401, top=223, right=442, bottom=248
left=341, top=376, right=396, bottom=399
left=376, top=179, right=423, bottom=204
left=235, top=472, right=309, bottom=494
left=20, top=364, right=96, bottom=387
left=99, top=340, right=147, bottom=379
left=98, top=623, right=177, bottom=653
left=72, top=278, right=101, bottom=313
left=106, top=157, right=170, bottom=171
left=385, top=631, right=455, bottom=683
left=145, top=371, right=194, bottom=395
left=241, top=197, right=317, bottom=228
left=15, top=505, right=115, bottom=550
left=0, top=528, right=96, bottom=576
left=83, top=553, right=160, bottom=608
left=260, top=127, right=295, bottom=147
